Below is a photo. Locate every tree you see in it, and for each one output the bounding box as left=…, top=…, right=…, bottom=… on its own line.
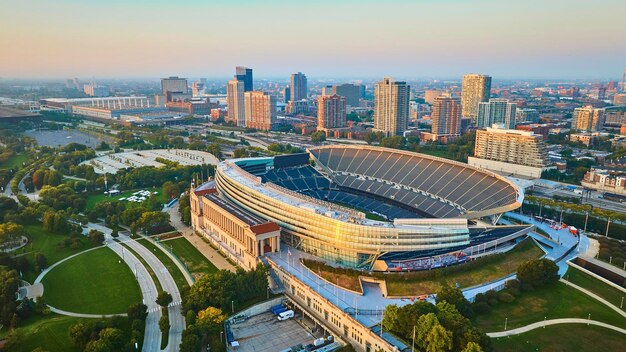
left=35, top=253, right=48, bottom=271
left=110, top=229, right=119, bottom=238
left=461, top=342, right=483, bottom=352
left=516, top=258, right=559, bottom=290
left=310, top=131, right=327, bottom=143
left=88, top=229, right=105, bottom=245
left=424, top=324, right=453, bottom=352
left=436, top=285, right=473, bottom=319
left=156, top=291, right=173, bottom=307
left=233, top=148, right=248, bottom=158
left=134, top=211, right=170, bottom=235
left=415, top=313, right=440, bottom=350
left=0, top=268, right=20, bottom=325
left=127, top=303, right=148, bottom=321
left=196, top=306, right=227, bottom=334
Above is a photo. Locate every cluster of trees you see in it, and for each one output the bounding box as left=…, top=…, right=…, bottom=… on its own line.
left=522, top=196, right=625, bottom=240
left=88, top=199, right=171, bottom=235
left=68, top=308, right=146, bottom=352
left=362, top=133, right=421, bottom=153
left=180, top=265, right=269, bottom=351
left=267, top=143, right=304, bottom=154
left=310, top=131, right=327, bottom=143
left=107, top=164, right=213, bottom=191
left=178, top=192, right=191, bottom=226
left=382, top=286, right=490, bottom=352
left=39, top=184, right=87, bottom=212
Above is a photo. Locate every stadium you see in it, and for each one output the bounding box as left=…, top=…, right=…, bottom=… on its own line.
left=201, top=145, right=532, bottom=270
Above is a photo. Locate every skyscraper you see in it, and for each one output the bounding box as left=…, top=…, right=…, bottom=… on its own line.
left=431, top=95, right=461, bottom=138
left=317, top=94, right=347, bottom=131
left=290, top=72, right=307, bottom=102
left=235, top=66, right=253, bottom=92
left=283, top=86, right=291, bottom=103
left=477, top=98, right=517, bottom=129
left=227, top=79, right=245, bottom=127
left=374, top=77, right=410, bottom=136
left=191, top=82, right=205, bottom=96
left=244, top=91, right=276, bottom=131
left=332, top=84, right=360, bottom=106
left=461, top=74, right=492, bottom=122
left=161, top=76, right=188, bottom=96
left=572, top=106, right=605, bottom=131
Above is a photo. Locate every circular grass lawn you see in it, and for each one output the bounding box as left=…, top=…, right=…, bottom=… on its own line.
left=41, top=247, right=141, bottom=314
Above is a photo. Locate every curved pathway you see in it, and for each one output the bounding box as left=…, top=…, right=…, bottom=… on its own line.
left=141, top=233, right=194, bottom=286
left=487, top=318, right=626, bottom=337
left=47, top=306, right=127, bottom=318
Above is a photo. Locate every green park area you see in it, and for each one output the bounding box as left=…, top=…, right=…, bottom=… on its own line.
left=161, top=237, right=218, bottom=277
left=303, top=238, right=544, bottom=296
left=85, top=186, right=167, bottom=210
left=0, top=153, right=28, bottom=170
left=0, top=315, right=84, bottom=352
left=564, top=266, right=626, bottom=309
left=16, top=224, right=92, bottom=283
left=41, top=247, right=141, bottom=314
left=475, top=281, right=626, bottom=332
left=491, top=324, right=626, bottom=352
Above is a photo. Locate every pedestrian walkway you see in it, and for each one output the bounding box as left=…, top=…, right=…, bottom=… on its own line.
left=487, top=318, right=626, bottom=337
left=47, top=306, right=127, bottom=319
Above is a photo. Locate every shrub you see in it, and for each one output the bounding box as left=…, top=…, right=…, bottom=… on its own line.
left=498, top=292, right=515, bottom=303
left=517, top=259, right=559, bottom=290
left=473, top=302, right=491, bottom=315
left=505, top=279, right=521, bottom=289
left=487, top=298, right=498, bottom=307
left=507, top=288, right=521, bottom=297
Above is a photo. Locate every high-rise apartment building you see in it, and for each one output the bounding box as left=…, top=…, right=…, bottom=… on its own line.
left=572, top=105, right=605, bottom=131
left=317, top=94, right=347, bottom=131
left=290, top=72, right=308, bottom=102
left=516, top=108, right=540, bottom=123
left=227, top=79, right=245, bottom=126
left=424, top=90, right=444, bottom=104
left=244, top=91, right=276, bottom=131
left=235, top=66, right=253, bottom=92
left=374, top=77, right=410, bottom=136
left=468, top=126, right=549, bottom=178
left=161, top=76, right=188, bottom=96
left=431, top=95, right=461, bottom=138
left=461, top=74, right=491, bottom=122
left=477, top=99, right=517, bottom=129
left=283, top=86, right=291, bottom=103
left=321, top=85, right=333, bottom=96
left=332, top=84, right=360, bottom=106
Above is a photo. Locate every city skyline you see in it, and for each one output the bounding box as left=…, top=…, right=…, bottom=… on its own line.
left=1, top=0, right=625, bottom=79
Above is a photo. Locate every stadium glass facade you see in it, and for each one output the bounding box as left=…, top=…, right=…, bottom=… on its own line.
left=216, top=161, right=471, bottom=268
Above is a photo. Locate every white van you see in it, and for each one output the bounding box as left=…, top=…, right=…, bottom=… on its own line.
left=277, top=310, right=294, bottom=321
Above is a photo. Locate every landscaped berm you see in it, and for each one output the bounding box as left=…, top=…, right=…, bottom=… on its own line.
left=302, top=238, right=544, bottom=296
left=41, top=247, right=141, bottom=314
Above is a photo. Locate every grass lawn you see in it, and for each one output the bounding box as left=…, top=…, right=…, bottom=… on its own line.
left=14, top=224, right=93, bottom=283
left=304, top=238, right=544, bottom=296
left=85, top=186, right=167, bottom=210
left=136, top=238, right=189, bottom=291
left=564, top=266, right=626, bottom=310
left=0, top=153, right=28, bottom=170
left=491, top=324, right=626, bottom=352
left=161, top=237, right=218, bottom=278
left=0, top=314, right=84, bottom=352
left=419, top=149, right=449, bottom=159
left=475, top=281, right=626, bottom=332
left=41, top=247, right=141, bottom=314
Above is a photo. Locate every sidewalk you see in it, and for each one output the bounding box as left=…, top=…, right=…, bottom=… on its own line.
left=487, top=318, right=626, bottom=337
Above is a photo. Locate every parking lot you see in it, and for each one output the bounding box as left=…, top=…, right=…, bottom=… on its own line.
left=229, top=311, right=317, bottom=352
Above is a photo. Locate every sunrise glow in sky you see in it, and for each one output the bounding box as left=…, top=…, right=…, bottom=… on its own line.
left=1, top=0, right=625, bottom=79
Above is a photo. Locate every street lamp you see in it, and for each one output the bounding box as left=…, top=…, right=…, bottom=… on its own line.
left=504, top=317, right=508, bottom=331
left=231, top=300, right=234, bottom=313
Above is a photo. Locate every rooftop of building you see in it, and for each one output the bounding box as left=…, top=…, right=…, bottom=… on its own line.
left=0, top=106, right=40, bottom=119
left=204, top=192, right=280, bottom=234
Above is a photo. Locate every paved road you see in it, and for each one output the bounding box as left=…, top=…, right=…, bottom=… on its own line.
left=141, top=233, right=194, bottom=286
left=166, top=203, right=237, bottom=272
left=113, top=228, right=185, bottom=352
left=487, top=318, right=626, bottom=337
left=88, top=223, right=163, bottom=352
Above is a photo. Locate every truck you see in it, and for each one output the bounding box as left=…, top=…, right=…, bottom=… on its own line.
left=277, top=310, right=294, bottom=321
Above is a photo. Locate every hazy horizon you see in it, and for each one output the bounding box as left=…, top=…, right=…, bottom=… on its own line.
left=1, top=0, right=625, bottom=80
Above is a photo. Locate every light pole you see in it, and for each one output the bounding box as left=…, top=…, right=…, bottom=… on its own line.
left=588, top=313, right=591, bottom=325
left=411, top=325, right=416, bottom=352
left=504, top=317, right=508, bottom=331
left=584, top=211, right=589, bottom=234
left=231, top=300, right=234, bottom=313
left=620, top=297, right=623, bottom=309
left=220, top=331, right=223, bottom=343
left=543, top=316, right=546, bottom=328
left=605, top=217, right=611, bottom=237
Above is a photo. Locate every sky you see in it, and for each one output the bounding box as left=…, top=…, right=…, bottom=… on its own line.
left=1, top=0, right=625, bottom=80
